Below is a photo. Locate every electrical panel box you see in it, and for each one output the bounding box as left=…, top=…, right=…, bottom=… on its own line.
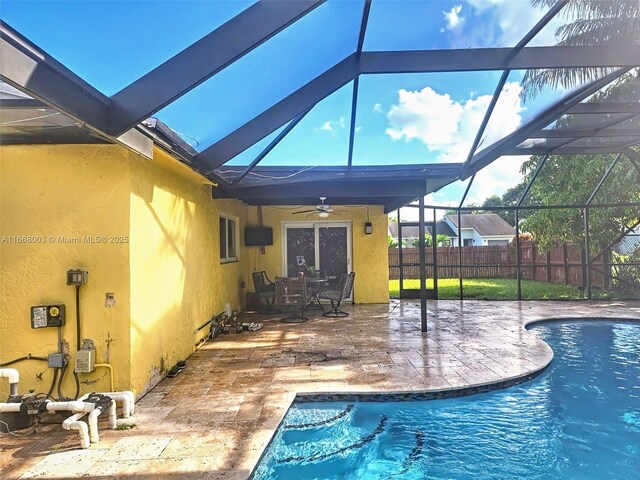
left=66, top=269, right=88, bottom=286
left=48, top=353, right=65, bottom=368
left=75, top=349, right=95, bottom=373
left=31, top=305, right=65, bottom=329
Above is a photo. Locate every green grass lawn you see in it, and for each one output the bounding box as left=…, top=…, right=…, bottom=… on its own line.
left=389, top=278, right=614, bottom=300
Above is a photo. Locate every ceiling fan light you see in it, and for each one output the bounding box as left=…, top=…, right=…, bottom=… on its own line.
left=317, top=211, right=330, bottom=218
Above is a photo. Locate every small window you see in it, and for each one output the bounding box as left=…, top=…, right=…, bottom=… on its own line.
left=220, top=215, right=238, bottom=262
left=463, top=239, right=473, bottom=246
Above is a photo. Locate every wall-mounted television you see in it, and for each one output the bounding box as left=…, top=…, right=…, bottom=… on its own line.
left=244, top=227, right=273, bottom=247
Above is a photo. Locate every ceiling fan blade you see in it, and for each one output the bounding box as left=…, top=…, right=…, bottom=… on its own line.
left=293, top=209, right=317, bottom=215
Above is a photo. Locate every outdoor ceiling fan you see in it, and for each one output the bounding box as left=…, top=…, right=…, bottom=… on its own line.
left=292, top=197, right=334, bottom=218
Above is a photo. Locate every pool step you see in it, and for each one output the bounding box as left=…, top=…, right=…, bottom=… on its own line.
left=284, top=404, right=354, bottom=430
left=277, top=415, right=388, bottom=464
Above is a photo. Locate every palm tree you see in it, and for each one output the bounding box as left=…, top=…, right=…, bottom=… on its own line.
left=521, top=0, right=639, bottom=101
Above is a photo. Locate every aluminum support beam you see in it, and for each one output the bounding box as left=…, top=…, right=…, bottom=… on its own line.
left=566, top=103, right=640, bottom=115
left=586, top=153, right=623, bottom=205
left=219, top=179, right=428, bottom=199
left=359, top=46, right=640, bottom=74
left=347, top=77, right=359, bottom=167
left=0, top=21, right=153, bottom=159
left=0, top=21, right=110, bottom=131
left=504, top=145, right=640, bottom=156
left=517, top=155, right=549, bottom=208
left=195, top=54, right=359, bottom=170
left=529, top=128, right=640, bottom=138
left=234, top=108, right=312, bottom=184
left=418, top=194, right=427, bottom=333
left=108, top=0, right=326, bottom=136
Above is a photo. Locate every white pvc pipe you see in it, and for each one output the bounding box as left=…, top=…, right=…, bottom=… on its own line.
left=108, top=400, right=117, bottom=429
left=0, top=403, right=21, bottom=413
left=62, top=412, right=90, bottom=449
left=45, top=401, right=96, bottom=413
left=0, top=368, right=19, bottom=385
left=88, top=409, right=101, bottom=443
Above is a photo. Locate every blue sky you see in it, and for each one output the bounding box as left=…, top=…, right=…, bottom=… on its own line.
left=2, top=0, right=572, bottom=212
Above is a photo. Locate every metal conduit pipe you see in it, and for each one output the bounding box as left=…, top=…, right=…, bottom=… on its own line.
left=62, top=412, right=90, bottom=449
left=0, top=368, right=20, bottom=396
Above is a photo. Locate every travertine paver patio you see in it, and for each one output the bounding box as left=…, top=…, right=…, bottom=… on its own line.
left=1, top=300, right=639, bottom=479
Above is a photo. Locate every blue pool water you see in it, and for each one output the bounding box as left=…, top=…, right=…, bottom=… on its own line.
left=253, top=321, right=640, bottom=479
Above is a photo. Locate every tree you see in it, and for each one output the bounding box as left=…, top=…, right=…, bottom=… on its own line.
left=521, top=0, right=639, bottom=100
left=520, top=152, right=640, bottom=251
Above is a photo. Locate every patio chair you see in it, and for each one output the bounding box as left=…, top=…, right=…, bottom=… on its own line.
left=252, top=271, right=279, bottom=314
left=275, top=276, right=311, bottom=323
left=318, top=272, right=355, bottom=318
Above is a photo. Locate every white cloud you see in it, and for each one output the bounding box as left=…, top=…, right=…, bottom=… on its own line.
left=445, top=0, right=563, bottom=48
left=318, top=117, right=347, bottom=133
left=466, top=155, right=528, bottom=205
left=443, top=5, right=464, bottom=30
left=373, top=103, right=383, bottom=113
left=386, top=81, right=524, bottom=164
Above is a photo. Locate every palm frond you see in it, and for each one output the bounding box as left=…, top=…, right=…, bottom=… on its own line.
left=522, top=0, right=639, bottom=102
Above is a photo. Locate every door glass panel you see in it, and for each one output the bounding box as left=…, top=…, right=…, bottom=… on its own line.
left=286, top=228, right=315, bottom=277
left=318, top=226, right=348, bottom=278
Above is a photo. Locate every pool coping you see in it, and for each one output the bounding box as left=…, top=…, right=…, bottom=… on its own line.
left=248, top=315, right=640, bottom=478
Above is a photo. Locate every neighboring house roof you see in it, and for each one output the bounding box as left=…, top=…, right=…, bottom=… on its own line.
left=446, top=214, right=515, bottom=236
left=388, top=221, right=457, bottom=239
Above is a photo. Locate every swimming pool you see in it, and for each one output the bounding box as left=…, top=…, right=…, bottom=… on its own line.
left=252, top=320, right=640, bottom=479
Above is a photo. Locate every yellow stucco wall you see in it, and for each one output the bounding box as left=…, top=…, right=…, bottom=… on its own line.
left=244, top=205, right=389, bottom=304
left=0, top=142, right=388, bottom=400
left=0, top=145, right=249, bottom=399
left=128, top=149, right=248, bottom=396
left=0, top=145, right=132, bottom=398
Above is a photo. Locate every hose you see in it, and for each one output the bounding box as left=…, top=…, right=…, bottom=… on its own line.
left=0, top=354, right=48, bottom=367
left=47, top=368, right=59, bottom=398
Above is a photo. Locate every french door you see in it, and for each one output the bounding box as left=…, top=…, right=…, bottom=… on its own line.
left=282, top=222, right=352, bottom=281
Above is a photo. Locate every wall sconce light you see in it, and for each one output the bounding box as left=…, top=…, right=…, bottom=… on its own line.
left=364, top=206, right=372, bottom=234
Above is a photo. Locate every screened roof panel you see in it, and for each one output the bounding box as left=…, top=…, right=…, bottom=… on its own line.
left=564, top=136, right=639, bottom=148
left=255, top=81, right=354, bottom=167
left=580, top=69, right=640, bottom=104
left=363, top=0, right=552, bottom=51
left=156, top=0, right=362, bottom=152
left=219, top=122, right=292, bottom=168
left=352, top=71, right=505, bottom=165
left=516, top=138, right=575, bottom=150
left=544, top=113, right=635, bottom=130
left=0, top=0, right=256, bottom=96
left=462, top=155, right=529, bottom=207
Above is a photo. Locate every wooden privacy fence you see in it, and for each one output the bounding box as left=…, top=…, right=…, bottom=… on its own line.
left=389, top=242, right=608, bottom=288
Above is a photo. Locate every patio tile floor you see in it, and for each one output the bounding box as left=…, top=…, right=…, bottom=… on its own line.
left=1, top=300, right=639, bottom=479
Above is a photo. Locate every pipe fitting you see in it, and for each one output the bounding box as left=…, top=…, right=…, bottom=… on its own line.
left=0, top=368, right=19, bottom=396
left=62, top=413, right=90, bottom=449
